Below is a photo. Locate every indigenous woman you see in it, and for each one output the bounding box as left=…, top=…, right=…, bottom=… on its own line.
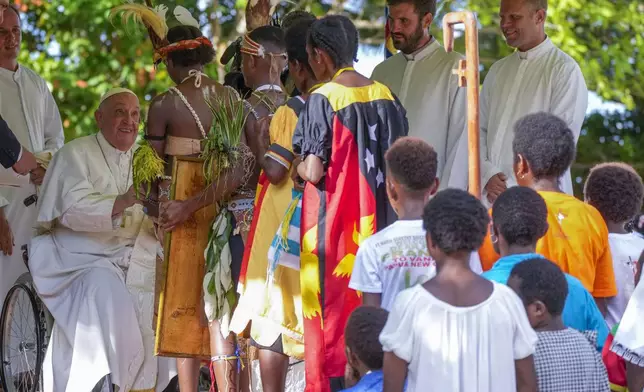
left=111, top=4, right=255, bottom=390
left=230, top=19, right=319, bottom=392
left=293, top=15, right=409, bottom=392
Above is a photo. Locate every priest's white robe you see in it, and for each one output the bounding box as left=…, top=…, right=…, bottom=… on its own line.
left=371, top=39, right=469, bottom=189
left=0, top=65, right=64, bottom=311
left=29, top=133, right=176, bottom=392
left=480, top=37, right=588, bottom=201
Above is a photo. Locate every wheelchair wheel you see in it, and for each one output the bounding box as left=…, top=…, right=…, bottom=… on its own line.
left=0, top=283, right=44, bottom=392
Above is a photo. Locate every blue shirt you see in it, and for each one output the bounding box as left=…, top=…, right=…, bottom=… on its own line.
left=482, top=253, right=609, bottom=351
left=342, top=370, right=384, bottom=392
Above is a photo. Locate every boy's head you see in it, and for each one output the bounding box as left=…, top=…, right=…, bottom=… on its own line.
left=508, top=258, right=568, bottom=329
left=240, top=25, right=287, bottom=89
left=344, top=306, right=389, bottom=374
left=512, top=112, right=576, bottom=187
left=385, top=137, right=439, bottom=213
left=491, top=186, right=548, bottom=255
left=583, top=162, right=644, bottom=226
left=423, top=189, right=489, bottom=263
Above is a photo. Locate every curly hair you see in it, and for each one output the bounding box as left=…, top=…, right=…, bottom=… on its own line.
left=583, top=162, right=644, bottom=224
left=166, top=25, right=215, bottom=67
left=385, top=137, right=437, bottom=193
left=512, top=112, right=576, bottom=180
left=307, top=15, right=359, bottom=69
left=492, top=187, right=548, bottom=246
left=344, top=306, right=389, bottom=370
left=423, top=189, right=489, bottom=253
left=510, top=258, right=568, bottom=317
left=386, top=0, right=437, bottom=16
left=281, top=10, right=316, bottom=31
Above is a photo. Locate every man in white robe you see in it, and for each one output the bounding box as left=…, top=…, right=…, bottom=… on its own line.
left=29, top=89, right=177, bottom=392
left=0, top=3, right=64, bottom=313
left=371, top=0, right=468, bottom=189
left=480, top=0, right=588, bottom=204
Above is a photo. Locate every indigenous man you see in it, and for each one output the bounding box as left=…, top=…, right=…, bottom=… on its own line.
left=479, top=0, right=588, bottom=204
left=0, top=2, right=64, bottom=313
left=29, top=88, right=177, bottom=392
left=371, top=0, right=468, bottom=189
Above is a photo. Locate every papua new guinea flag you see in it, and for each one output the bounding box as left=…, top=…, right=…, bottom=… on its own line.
left=293, top=80, right=408, bottom=392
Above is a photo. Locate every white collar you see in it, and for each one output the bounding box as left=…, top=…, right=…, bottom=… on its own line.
left=0, top=63, right=21, bottom=81
left=256, top=84, right=283, bottom=92
left=402, top=38, right=440, bottom=61
left=517, top=37, right=554, bottom=60
left=96, top=131, right=134, bottom=159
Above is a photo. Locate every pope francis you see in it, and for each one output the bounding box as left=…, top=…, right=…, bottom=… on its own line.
left=29, top=88, right=176, bottom=392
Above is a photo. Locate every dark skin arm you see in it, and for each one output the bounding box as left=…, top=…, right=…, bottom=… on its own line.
left=594, top=297, right=609, bottom=317
left=382, top=352, right=407, bottom=392
left=247, top=116, right=289, bottom=185
left=626, top=362, right=644, bottom=392
left=142, top=94, right=171, bottom=217
left=362, top=293, right=382, bottom=308
left=515, top=356, right=538, bottom=392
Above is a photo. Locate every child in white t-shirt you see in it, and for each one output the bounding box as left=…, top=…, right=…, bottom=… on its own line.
left=348, top=137, right=482, bottom=310
left=584, top=162, right=644, bottom=328
left=379, top=189, right=538, bottom=392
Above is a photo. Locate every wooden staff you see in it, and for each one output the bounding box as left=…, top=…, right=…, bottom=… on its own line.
left=443, top=11, right=481, bottom=198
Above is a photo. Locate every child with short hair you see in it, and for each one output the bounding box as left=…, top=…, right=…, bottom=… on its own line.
left=482, top=186, right=608, bottom=350
left=349, top=137, right=482, bottom=310
left=380, top=189, right=538, bottom=392
left=508, top=258, right=610, bottom=392
left=584, top=162, right=644, bottom=328
left=481, top=112, right=616, bottom=311
left=342, top=306, right=389, bottom=391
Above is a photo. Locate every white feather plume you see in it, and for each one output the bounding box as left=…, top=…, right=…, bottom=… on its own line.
left=174, top=5, right=200, bottom=29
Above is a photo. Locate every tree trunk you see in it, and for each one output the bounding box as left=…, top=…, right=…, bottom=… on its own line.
left=245, top=0, right=272, bottom=31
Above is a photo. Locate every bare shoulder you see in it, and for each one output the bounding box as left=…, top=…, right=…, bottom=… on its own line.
left=149, top=91, right=172, bottom=113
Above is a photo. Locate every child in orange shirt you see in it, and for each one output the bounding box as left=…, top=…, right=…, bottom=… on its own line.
left=480, top=112, right=617, bottom=311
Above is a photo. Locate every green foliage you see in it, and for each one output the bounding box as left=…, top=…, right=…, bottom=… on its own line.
left=132, top=140, right=165, bottom=199
left=572, top=109, right=644, bottom=196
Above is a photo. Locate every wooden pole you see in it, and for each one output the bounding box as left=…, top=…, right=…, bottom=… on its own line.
left=442, top=11, right=481, bottom=198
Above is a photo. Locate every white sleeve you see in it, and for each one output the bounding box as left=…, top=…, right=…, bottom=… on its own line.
left=58, top=194, right=120, bottom=232
left=550, top=61, right=588, bottom=142
left=379, top=288, right=417, bottom=362
left=441, top=82, right=468, bottom=190
left=500, top=285, right=538, bottom=359
left=41, top=85, right=65, bottom=154
left=349, top=240, right=382, bottom=293
left=469, top=251, right=483, bottom=275
left=479, top=70, right=503, bottom=190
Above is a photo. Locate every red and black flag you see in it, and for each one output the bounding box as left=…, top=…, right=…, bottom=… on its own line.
left=293, top=81, right=408, bottom=392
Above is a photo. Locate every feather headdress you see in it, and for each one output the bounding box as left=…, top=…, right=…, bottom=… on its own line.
left=110, top=1, right=169, bottom=49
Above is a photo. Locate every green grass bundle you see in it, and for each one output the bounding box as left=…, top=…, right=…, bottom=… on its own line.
left=201, top=90, right=248, bottom=187
left=132, top=140, right=165, bottom=199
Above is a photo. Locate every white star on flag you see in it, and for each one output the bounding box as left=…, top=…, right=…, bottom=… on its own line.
left=368, top=123, right=377, bottom=142
left=376, top=170, right=384, bottom=187
left=364, top=149, right=375, bottom=172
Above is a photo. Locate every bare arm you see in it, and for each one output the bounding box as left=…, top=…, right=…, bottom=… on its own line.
left=382, top=352, right=408, bottom=392
left=248, top=116, right=290, bottom=185
left=626, top=361, right=644, bottom=392
left=362, top=293, right=382, bottom=308
left=297, top=154, right=324, bottom=185
left=146, top=94, right=170, bottom=160
left=515, top=356, right=538, bottom=392
left=593, top=297, right=609, bottom=317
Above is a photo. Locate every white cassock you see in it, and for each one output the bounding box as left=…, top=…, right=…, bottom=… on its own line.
left=0, top=65, right=64, bottom=310
left=371, top=38, right=469, bottom=189
left=480, top=37, right=588, bottom=201
left=29, top=133, right=177, bottom=392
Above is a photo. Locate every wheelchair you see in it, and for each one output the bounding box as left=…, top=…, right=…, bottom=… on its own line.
left=0, top=245, right=52, bottom=392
